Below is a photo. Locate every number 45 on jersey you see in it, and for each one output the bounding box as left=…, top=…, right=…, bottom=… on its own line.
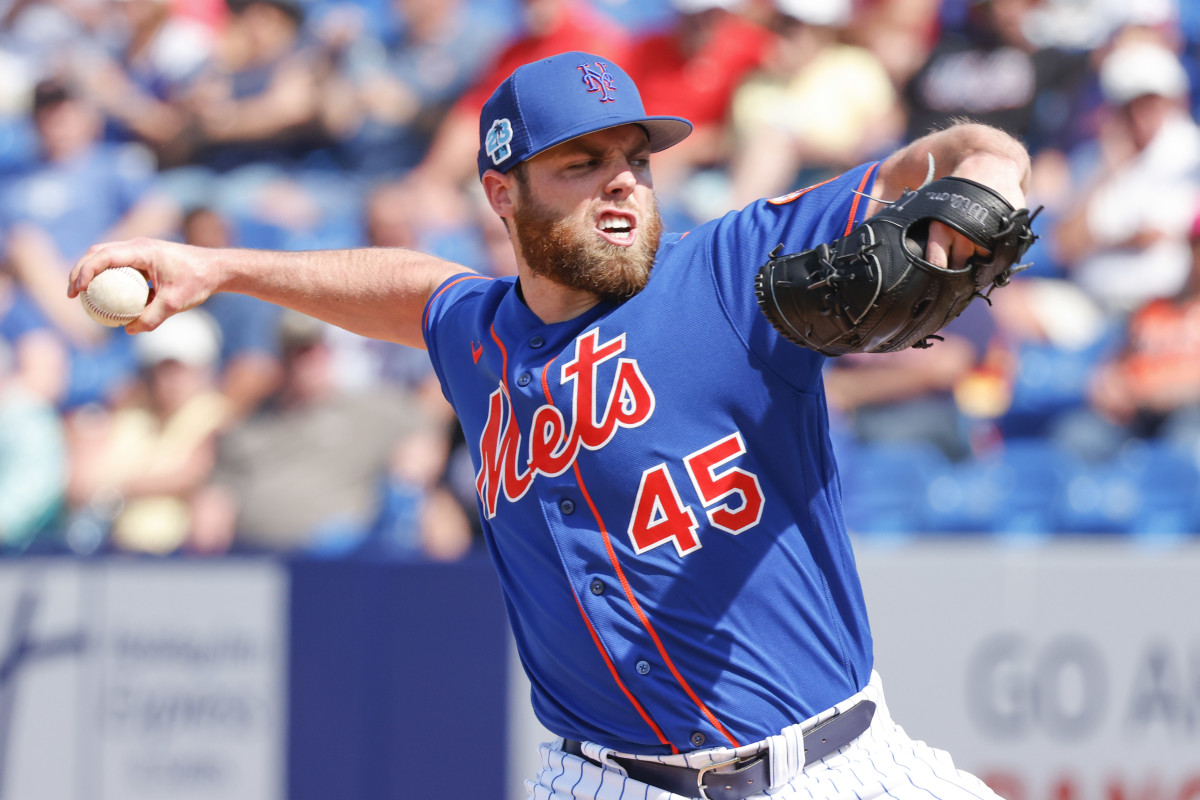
left=629, top=432, right=764, bottom=557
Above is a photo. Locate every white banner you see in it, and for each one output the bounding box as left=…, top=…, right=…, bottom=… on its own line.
left=859, top=539, right=1200, bottom=800
left=0, top=560, right=287, bottom=800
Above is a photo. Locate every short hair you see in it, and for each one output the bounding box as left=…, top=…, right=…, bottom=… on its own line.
left=31, top=78, right=75, bottom=113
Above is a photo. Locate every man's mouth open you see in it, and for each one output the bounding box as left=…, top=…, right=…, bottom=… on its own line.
left=597, top=212, right=636, bottom=246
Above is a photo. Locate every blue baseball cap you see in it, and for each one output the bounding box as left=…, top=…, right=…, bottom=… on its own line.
left=477, top=51, right=693, bottom=179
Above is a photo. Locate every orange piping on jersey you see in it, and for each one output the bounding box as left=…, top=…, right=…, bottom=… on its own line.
left=573, top=461, right=742, bottom=750
left=422, top=274, right=491, bottom=333
left=572, top=592, right=676, bottom=750
left=540, top=357, right=560, bottom=403
left=540, top=350, right=735, bottom=750
left=765, top=175, right=838, bottom=206
left=490, top=323, right=510, bottom=390
left=844, top=162, right=881, bottom=236
left=488, top=323, right=526, bottom=440
left=538, top=350, right=674, bottom=750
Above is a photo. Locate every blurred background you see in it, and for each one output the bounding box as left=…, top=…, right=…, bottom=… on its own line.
left=0, top=0, right=1197, bottom=797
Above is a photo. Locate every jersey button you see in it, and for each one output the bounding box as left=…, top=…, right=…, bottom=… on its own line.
left=559, top=499, right=575, bottom=515
left=635, top=660, right=651, bottom=675
left=530, top=336, right=545, bottom=349
left=516, top=372, right=532, bottom=387
left=689, top=731, right=706, bottom=748
left=589, top=579, right=605, bottom=596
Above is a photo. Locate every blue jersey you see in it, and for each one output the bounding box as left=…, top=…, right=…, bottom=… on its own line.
left=424, top=162, right=881, bottom=755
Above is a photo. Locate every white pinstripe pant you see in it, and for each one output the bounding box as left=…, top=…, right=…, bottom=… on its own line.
left=526, top=672, right=1000, bottom=800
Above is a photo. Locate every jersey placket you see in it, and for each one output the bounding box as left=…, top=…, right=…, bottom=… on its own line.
left=526, top=327, right=740, bottom=753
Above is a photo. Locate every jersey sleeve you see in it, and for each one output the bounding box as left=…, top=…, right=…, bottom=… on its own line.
left=693, top=162, right=883, bottom=390
left=421, top=272, right=496, bottom=402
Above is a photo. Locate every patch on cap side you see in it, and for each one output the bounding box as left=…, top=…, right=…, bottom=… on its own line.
left=486, top=118, right=514, bottom=166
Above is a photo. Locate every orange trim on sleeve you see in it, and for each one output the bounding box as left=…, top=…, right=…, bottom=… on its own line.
left=765, top=175, right=838, bottom=206
left=422, top=274, right=491, bottom=333
left=843, top=162, right=881, bottom=236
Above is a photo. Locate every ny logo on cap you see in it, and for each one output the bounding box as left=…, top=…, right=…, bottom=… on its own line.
left=486, top=118, right=514, bottom=165
left=577, top=61, right=617, bottom=103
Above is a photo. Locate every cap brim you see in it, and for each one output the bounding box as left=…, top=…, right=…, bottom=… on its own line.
left=518, top=115, right=693, bottom=168
left=642, top=117, right=694, bottom=153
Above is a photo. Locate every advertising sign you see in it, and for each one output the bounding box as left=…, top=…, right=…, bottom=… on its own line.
left=859, top=540, right=1200, bottom=800
left=0, top=560, right=287, bottom=800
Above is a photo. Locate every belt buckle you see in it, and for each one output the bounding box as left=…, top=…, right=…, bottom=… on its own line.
left=696, top=755, right=756, bottom=800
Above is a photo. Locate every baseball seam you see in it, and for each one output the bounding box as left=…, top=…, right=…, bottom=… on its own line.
left=82, top=268, right=148, bottom=323
left=82, top=293, right=141, bottom=323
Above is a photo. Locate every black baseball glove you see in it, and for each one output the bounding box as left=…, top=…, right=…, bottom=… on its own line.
left=753, top=176, right=1038, bottom=356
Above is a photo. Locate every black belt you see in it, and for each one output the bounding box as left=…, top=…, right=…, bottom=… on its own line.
left=563, top=699, right=875, bottom=800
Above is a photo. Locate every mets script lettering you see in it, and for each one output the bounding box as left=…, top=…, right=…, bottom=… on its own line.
left=476, top=329, right=655, bottom=517
left=928, top=192, right=990, bottom=225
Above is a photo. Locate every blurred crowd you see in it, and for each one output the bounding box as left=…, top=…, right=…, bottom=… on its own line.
left=2, top=0, right=1199, bottom=556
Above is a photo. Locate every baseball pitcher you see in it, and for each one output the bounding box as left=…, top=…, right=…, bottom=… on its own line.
left=69, top=51, right=1035, bottom=800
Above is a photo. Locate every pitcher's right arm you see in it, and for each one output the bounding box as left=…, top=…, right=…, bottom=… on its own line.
left=68, top=239, right=471, bottom=349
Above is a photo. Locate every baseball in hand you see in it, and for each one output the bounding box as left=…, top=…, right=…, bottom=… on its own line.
left=80, top=266, right=150, bottom=327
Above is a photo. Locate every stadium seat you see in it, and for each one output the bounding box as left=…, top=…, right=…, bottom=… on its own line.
left=989, top=439, right=1077, bottom=535
left=839, top=441, right=948, bottom=536
left=1119, top=440, right=1200, bottom=537
left=1049, top=440, right=1200, bottom=537
left=921, top=439, right=1073, bottom=535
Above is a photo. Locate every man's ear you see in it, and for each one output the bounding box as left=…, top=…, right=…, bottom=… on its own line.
left=481, top=169, right=516, bottom=220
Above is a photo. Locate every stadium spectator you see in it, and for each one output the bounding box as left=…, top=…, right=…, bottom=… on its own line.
left=824, top=302, right=1004, bottom=462
left=362, top=418, right=475, bottom=560
left=1052, top=37, right=1200, bottom=317
left=179, top=0, right=329, bottom=172
left=413, top=0, right=632, bottom=192
left=901, top=0, right=1092, bottom=152
left=72, top=0, right=215, bottom=164
left=187, top=310, right=470, bottom=558
left=1053, top=208, right=1200, bottom=460
left=320, top=179, right=479, bottom=402
left=327, top=0, right=507, bottom=177
left=728, top=0, right=900, bottom=207
left=622, top=0, right=771, bottom=203
left=0, top=252, right=70, bottom=408
left=64, top=309, right=228, bottom=554
left=0, top=338, right=67, bottom=552
left=842, top=0, right=939, bottom=87
left=0, top=76, right=179, bottom=407
left=363, top=171, right=490, bottom=277
left=179, top=206, right=284, bottom=421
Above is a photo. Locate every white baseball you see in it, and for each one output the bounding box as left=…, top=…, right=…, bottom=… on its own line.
left=81, top=267, right=150, bottom=327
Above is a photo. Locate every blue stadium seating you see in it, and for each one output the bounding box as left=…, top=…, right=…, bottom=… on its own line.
left=1057, top=440, right=1200, bottom=536
left=839, top=441, right=948, bottom=536
left=921, top=439, right=1075, bottom=535
left=1119, top=441, right=1200, bottom=537
left=841, top=436, right=1200, bottom=539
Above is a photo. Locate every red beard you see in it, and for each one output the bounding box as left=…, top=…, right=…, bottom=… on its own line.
left=512, top=192, right=663, bottom=301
